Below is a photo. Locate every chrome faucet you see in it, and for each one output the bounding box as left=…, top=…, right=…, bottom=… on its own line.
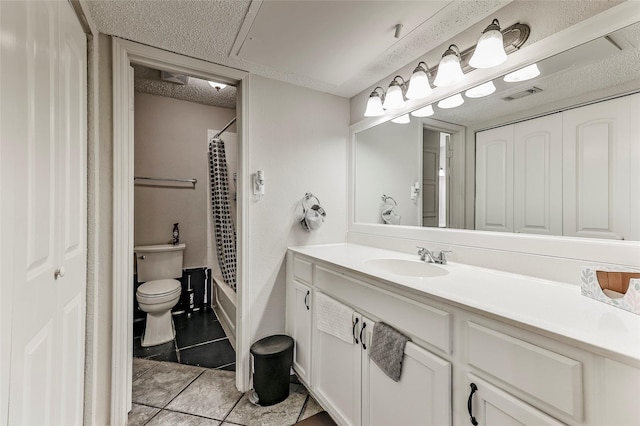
left=417, top=247, right=452, bottom=265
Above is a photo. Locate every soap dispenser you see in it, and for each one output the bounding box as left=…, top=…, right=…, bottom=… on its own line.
left=172, top=223, right=179, bottom=245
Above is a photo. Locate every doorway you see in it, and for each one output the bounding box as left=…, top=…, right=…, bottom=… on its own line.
left=110, top=38, right=249, bottom=425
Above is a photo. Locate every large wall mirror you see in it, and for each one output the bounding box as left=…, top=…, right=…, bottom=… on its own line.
left=353, top=17, right=640, bottom=242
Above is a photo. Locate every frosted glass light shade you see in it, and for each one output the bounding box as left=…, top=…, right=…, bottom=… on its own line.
left=364, top=93, right=384, bottom=117
left=465, top=81, right=496, bottom=98
left=434, top=47, right=464, bottom=87
left=411, top=104, right=434, bottom=117
left=406, top=69, right=432, bottom=100
left=504, top=63, right=540, bottom=82
left=383, top=83, right=405, bottom=109
left=469, top=22, right=507, bottom=69
left=438, top=93, right=464, bottom=109
left=391, top=114, right=410, bottom=124
left=208, top=81, right=227, bottom=90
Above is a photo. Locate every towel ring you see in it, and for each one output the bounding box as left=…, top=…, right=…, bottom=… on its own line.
left=300, top=192, right=326, bottom=232
left=381, top=195, right=397, bottom=206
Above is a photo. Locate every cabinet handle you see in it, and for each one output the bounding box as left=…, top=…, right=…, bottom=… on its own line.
left=352, top=318, right=359, bottom=344
left=360, top=322, right=367, bottom=350
left=304, top=290, right=310, bottom=310
left=468, top=383, right=478, bottom=426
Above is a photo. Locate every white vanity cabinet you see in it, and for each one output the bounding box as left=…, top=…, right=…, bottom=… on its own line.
left=286, top=252, right=453, bottom=426
left=286, top=247, right=640, bottom=426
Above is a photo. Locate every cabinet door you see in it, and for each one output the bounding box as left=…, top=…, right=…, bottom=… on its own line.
left=314, top=309, right=361, bottom=426
left=291, top=280, right=312, bottom=385
left=467, top=376, right=564, bottom=426
left=562, top=95, right=635, bottom=240
left=475, top=125, right=514, bottom=232
left=513, top=113, right=563, bottom=236
left=362, top=322, right=451, bottom=426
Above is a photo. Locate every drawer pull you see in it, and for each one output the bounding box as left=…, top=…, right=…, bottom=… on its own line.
left=468, top=383, right=478, bottom=426
left=304, top=290, right=310, bottom=310
left=353, top=318, right=359, bottom=344
left=360, top=322, right=367, bottom=350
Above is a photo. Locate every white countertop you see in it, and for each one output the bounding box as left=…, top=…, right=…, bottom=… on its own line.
left=289, top=243, right=640, bottom=362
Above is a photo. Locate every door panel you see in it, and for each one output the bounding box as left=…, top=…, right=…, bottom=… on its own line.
left=363, top=337, right=451, bottom=426
left=475, top=125, right=514, bottom=232
left=314, top=308, right=361, bottom=426
left=514, top=113, right=562, bottom=236
left=3, top=1, right=87, bottom=424
left=292, top=280, right=312, bottom=384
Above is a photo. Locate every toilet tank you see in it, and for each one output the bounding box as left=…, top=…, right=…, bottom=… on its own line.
left=134, top=243, right=186, bottom=282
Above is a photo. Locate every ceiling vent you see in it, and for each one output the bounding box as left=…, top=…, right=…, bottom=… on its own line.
left=161, top=71, right=188, bottom=85
left=502, top=86, right=542, bottom=101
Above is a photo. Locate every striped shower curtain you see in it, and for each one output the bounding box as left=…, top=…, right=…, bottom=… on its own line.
left=208, top=138, right=237, bottom=291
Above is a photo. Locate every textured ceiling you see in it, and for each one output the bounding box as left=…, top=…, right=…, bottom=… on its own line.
left=133, top=64, right=237, bottom=109
left=85, top=0, right=511, bottom=98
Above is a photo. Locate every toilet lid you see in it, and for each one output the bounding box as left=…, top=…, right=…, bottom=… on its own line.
left=137, top=279, right=181, bottom=297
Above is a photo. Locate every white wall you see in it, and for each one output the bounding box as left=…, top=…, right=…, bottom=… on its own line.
left=246, top=74, right=349, bottom=344
left=134, top=92, right=236, bottom=268
left=355, top=117, right=421, bottom=225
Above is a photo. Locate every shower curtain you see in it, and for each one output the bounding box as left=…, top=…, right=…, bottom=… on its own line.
left=208, top=138, right=237, bottom=291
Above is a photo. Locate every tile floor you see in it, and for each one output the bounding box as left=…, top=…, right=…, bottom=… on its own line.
left=131, top=309, right=332, bottom=426
left=128, top=358, right=325, bottom=426
left=134, top=310, right=235, bottom=370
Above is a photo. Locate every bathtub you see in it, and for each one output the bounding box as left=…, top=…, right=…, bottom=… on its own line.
left=211, top=274, right=236, bottom=349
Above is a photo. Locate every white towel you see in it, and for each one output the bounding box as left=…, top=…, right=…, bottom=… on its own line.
left=316, top=292, right=355, bottom=344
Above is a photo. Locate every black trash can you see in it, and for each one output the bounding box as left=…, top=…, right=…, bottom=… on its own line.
left=250, top=334, right=294, bottom=406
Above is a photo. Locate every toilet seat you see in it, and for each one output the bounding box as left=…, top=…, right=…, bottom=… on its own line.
left=137, top=279, right=181, bottom=300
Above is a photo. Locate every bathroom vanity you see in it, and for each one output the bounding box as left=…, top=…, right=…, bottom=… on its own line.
left=285, top=244, right=640, bottom=426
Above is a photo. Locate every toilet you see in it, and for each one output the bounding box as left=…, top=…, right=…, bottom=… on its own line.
left=134, top=243, right=186, bottom=347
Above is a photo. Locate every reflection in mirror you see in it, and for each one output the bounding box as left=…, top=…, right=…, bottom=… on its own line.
left=354, top=21, right=640, bottom=240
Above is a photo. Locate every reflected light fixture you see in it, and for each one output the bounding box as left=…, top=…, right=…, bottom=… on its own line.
left=504, top=63, right=540, bottom=82
left=437, top=93, right=464, bottom=109
left=382, top=76, right=406, bottom=109
left=465, top=81, right=496, bottom=98
left=391, top=114, right=410, bottom=124
left=410, top=104, right=434, bottom=118
left=406, top=62, right=433, bottom=100
left=434, top=45, right=464, bottom=87
left=469, top=19, right=507, bottom=69
left=364, top=87, right=385, bottom=117
left=208, top=81, right=227, bottom=91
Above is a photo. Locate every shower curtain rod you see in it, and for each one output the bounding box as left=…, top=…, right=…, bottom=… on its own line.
left=213, top=117, right=237, bottom=139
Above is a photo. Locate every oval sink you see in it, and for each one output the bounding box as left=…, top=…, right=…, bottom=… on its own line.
left=364, top=258, right=449, bottom=278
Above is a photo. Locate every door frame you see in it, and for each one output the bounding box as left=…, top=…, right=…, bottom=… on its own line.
left=111, top=38, right=249, bottom=424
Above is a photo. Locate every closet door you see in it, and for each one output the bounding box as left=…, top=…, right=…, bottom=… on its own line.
left=562, top=95, right=634, bottom=240
left=1, top=2, right=87, bottom=424
left=513, top=113, right=563, bottom=236
left=475, top=125, right=514, bottom=232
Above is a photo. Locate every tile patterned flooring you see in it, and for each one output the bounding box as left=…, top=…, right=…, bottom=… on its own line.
left=130, top=310, right=327, bottom=426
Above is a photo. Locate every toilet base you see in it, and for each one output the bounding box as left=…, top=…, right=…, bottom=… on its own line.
left=141, top=310, right=176, bottom=347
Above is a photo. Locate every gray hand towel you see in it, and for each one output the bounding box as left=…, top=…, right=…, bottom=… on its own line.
left=369, top=322, right=410, bottom=382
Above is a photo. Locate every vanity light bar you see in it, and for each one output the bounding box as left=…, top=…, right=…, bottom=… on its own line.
left=363, top=21, right=530, bottom=117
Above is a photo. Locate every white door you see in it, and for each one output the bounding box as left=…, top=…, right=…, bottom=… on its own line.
left=563, top=95, right=636, bottom=240
left=513, top=113, right=563, bottom=236
left=0, top=1, right=87, bottom=425
left=362, top=323, right=451, bottom=426
left=291, top=280, right=312, bottom=385
left=314, top=309, right=362, bottom=426
left=475, top=125, right=514, bottom=232
left=467, top=376, right=564, bottom=426
left=422, top=129, right=440, bottom=227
